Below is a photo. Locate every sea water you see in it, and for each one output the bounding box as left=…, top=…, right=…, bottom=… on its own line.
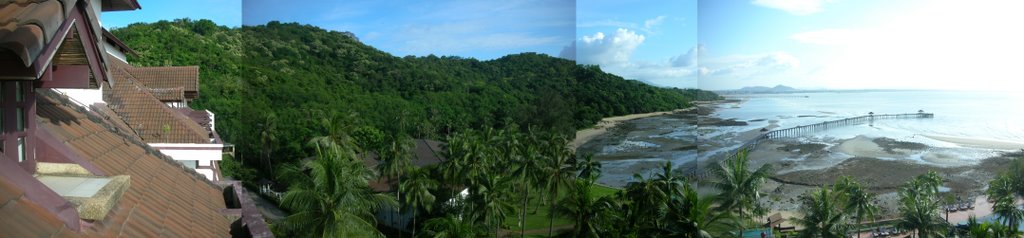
left=591, top=90, right=1024, bottom=187
left=715, top=91, right=1024, bottom=144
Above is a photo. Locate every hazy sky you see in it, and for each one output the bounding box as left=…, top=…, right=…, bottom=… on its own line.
left=102, top=0, right=241, bottom=28
left=698, top=0, right=1024, bottom=91
left=243, top=0, right=575, bottom=60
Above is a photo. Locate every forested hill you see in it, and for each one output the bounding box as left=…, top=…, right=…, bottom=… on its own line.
left=111, top=19, right=720, bottom=161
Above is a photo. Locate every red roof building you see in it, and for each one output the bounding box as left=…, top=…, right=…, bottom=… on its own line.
left=0, top=0, right=270, bottom=237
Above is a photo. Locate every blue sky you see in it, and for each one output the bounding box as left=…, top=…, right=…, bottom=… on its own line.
left=572, top=0, right=698, bottom=88
left=102, top=0, right=1024, bottom=91
left=102, top=0, right=241, bottom=28
left=243, top=0, right=575, bottom=60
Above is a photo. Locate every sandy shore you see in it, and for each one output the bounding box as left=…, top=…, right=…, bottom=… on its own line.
left=754, top=135, right=1019, bottom=229
left=570, top=108, right=695, bottom=151
left=923, top=134, right=1024, bottom=151
left=574, top=98, right=1024, bottom=233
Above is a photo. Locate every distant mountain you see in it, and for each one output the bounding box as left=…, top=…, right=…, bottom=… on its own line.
left=724, top=85, right=798, bottom=94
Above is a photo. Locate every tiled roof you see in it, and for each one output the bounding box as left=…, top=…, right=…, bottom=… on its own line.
left=0, top=90, right=232, bottom=237
left=123, top=66, right=199, bottom=99
left=88, top=103, right=141, bottom=142
left=103, top=69, right=210, bottom=144
left=0, top=0, right=75, bottom=67
left=146, top=87, right=184, bottom=102
left=175, top=108, right=211, bottom=128
left=365, top=139, right=446, bottom=192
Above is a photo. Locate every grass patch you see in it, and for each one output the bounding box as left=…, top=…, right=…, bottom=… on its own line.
left=502, top=182, right=622, bottom=232
left=591, top=183, right=620, bottom=198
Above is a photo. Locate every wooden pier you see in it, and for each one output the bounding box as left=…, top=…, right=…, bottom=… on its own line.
left=684, top=112, right=933, bottom=182
left=733, top=112, right=934, bottom=156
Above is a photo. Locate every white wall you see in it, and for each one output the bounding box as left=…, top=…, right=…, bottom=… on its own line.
left=55, top=85, right=104, bottom=108
left=103, top=41, right=126, bottom=63
left=149, top=143, right=224, bottom=181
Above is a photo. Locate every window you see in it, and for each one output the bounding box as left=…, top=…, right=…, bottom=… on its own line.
left=17, top=107, right=24, bottom=131
left=17, top=137, right=25, bottom=162
left=15, top=81, right=23, bottom=102
left=180, top=160, right=199, bottom=169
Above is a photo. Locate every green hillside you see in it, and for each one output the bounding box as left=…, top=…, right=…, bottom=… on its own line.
left=111, top=19, right=719, bottom=166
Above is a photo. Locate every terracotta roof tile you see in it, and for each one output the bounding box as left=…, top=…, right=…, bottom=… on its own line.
left=0, top=0, right=72, bottom=66
left=88, top=103, right=141, bottom=142
left=19, top=90, right=234, bottom=237
left=146, top=86, right=185, bottom=102
left=123, top=66, right=199, bottom=99
left=103, top=69, right=210, bottom=143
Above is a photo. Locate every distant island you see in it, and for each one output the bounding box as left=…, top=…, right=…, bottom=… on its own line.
left=717, top=84, right=940, bottom=95
left=717, top=84, right=798, bottom=94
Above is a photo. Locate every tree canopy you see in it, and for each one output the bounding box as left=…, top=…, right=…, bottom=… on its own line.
left=111, top=19, right=720, bottom=170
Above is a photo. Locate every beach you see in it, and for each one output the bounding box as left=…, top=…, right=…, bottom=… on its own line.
left=570, top=107, right=699, bottom=151
left=573, top=93, right=1024, bottom=225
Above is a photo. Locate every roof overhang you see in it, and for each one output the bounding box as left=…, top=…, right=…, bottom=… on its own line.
left=102, top=28, right=138, bottom=57
left=100, top=0, right=140, bottom=11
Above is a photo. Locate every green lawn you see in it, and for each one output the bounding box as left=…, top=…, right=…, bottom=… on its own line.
left=502, top=183, right=622, bottom=232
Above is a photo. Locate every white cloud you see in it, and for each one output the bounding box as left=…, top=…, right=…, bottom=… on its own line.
left=752, top=0, right=831, bottom=15
left=671, top=44, right=705, bottom=67
left=577, top=28, right=645, bottom=66
left=574, top=29, right=699, bottom=88
left=643, top=16, right=667, bottom=30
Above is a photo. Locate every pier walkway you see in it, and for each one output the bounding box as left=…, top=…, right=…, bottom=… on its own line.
left=686, top=112, right=934, bottom=182
left=736, top=112, right=934, bottom=154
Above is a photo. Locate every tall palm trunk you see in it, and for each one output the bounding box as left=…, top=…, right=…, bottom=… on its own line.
left=520, top=184, right=529, bottom=237
left=737, top=208, right=744, bottom=238
left=855, top=215, right=860, bottom=238
left=396, top=174, right=402, bottom=238
left=548, top=181, right=559, bottom=237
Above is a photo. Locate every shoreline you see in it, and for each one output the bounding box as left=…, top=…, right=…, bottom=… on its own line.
left=569, top=107, right=696, bottom=151
left=922, top=134, right=1024, bottom=151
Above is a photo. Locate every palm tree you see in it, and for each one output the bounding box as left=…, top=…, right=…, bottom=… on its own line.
left=401, top=167, right=438, bottom=237
left=511, top=132, right=543, bottom=237
left=378, top=135, right=414, bottom=232
left=420, top=215, right=482, bottom=238
left=258, top=113, right=278, bottom=172
left=666, top=182, right=734, bottom=238
left=624, top=172, right=670, bottom=232
left=277, top=140, right=397, bottom=237
left=543, top=134, right=575, bottom=237
left=896, top=172, right=948, bottom=238
left=576, top=154, right=602, bottom=182
left=794, top=186, right=849, bottom=238
left=966, top=216, right=994, bottom=238
left=988, top=175, right=1023, bottom=235
left=707, top=149, right=773, bottom=237
left=470, top=173, right=515, bottom=238
left=836, top=176, right=878, bottom=238
left=555, top=179, right=615, bottom=237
